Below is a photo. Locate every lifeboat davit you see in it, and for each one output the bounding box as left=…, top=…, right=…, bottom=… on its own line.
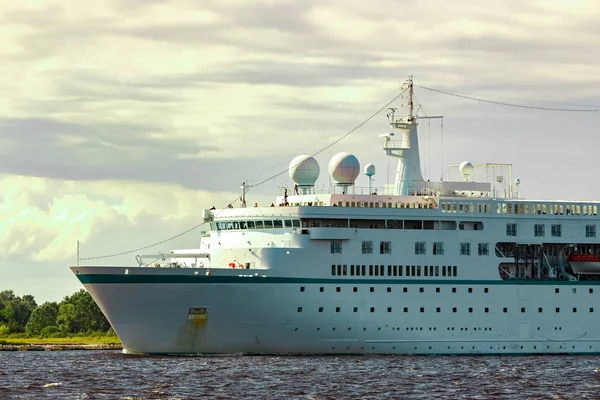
left=567, top=254, right=600, bottom=275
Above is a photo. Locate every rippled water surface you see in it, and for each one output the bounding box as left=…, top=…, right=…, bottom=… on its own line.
left=2, top=351, right=600, bottom=399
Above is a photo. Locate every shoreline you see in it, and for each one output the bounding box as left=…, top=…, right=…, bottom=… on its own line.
left=0, top=343, right=123, bottom=351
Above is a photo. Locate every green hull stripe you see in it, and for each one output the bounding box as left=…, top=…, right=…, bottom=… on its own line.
left=75, top=274, right=600, bottom=286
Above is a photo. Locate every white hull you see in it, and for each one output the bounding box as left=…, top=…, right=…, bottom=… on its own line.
left=75, top=267, right=600, bottom=355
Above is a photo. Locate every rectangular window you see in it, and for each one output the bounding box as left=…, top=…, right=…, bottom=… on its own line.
left=460, top=242, right=471, bottom=256
left=506, top=223, right=517, bottom=236
left=380, top=241, right=391, bottom=254
left=433, top=242, right=444, bottom=255
left=586, top=225, right=596, bottom=238
left=534, top=224, right=545, bottom=237
left=551, top=224, right=562, bottom=237
left=361, top=241, right=373, bottom=254
left=330, top=240, right=342, bottom=254
left=414, top=241, right=426, bottom=255
left=478, top=243, right=489, bottom=256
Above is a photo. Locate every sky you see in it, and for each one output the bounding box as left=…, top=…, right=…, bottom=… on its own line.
left=1, top=0, right=600, bottom=303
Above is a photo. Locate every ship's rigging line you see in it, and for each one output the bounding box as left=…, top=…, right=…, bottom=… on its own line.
left=420, top=85, right=600, bottom=112
left=79, top=90, right=407, bottom=261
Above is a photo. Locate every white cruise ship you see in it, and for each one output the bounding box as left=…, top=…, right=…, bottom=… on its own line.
left=71, top=78, right=600, bottom=355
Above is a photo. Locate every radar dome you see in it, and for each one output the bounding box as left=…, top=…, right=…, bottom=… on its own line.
left=364, top=164, right=376, bottom=177
left=289, top=155, right=319, bottom=187
left=459, top=161, right=474, bottom=180
left=329, top=152, right=360, bottom=185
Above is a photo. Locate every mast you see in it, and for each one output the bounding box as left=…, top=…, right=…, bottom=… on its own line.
left=381, top=76, right=442, bottom=196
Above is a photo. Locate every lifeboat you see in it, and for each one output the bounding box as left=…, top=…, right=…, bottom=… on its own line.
left=567, top=254, right=600, bottom=274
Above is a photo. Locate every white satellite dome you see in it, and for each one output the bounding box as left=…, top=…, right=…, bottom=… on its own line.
left=329, top=152, right=360, bottom=185
left=364, top=164, right=376, bottom=177
left=289, top=155, right=319, bottom=187
left=459, top=161, right=474, bottom=180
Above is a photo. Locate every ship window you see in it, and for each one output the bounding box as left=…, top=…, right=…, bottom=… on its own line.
left=370, top=307, right=375, bottom=312
left=436, top=287, right=440, bottom=293
left=226, top=222, right=234, bottom=230
left=442, top=266, right=446, bottom=277
left=247, top=221, right=255, bottom=229
left=263, top=220, right=274, bottom=229
left=420, top=287, right=424, bottom=293
left=485, top=307, right=489, bottom=313
left=320, top=287, right=324, bottom=292
left=468, top=288, right=472, bottom=293
left=284, top=220, right=292, bottom=228
left=555, top=288, right=560, bottom=293
left=350, top=265, right=355, bottom=276
left=503, top=307, right=507, bottom=313
left=256, top=220, right=265, bottom=229
left=354, top=307, right=358, bottom=312
left=362, top=265, right=366, bottom=275
left=453, top=266, right=457, bottom=276
left=331, top=265, right=335, bottom=276
left=369, top=265, right=373, bottom=276
left=591, top=308, right=595, bottom=313
left=416, top=265, right=421, bottom=276
left=353, top=287, right=357, bottom=292
left=404, top=287, right=408, bottom=293
left=387, top=265, right=392, bottom=276
left=404, top=307, right=408, bottom=312
left=407, top=265, right=411, bottom=276
left=300, top=287, right=305, bottom=292
left=586, top=225, right=596, bottom=238
left=435, top=265, right=439, bottom=276
left=436, top=307, right=441, bottom=312
left=469, top=308, right=473, bottom=313
left=534, top=224, right=545, bottom=237
left=297, top=307, right=303, bottom=312
left=415, top=242, right=426, bottom=255
left=318, top=307, right=323, bottom=312
left=478, top=243, right=489, bottom=256
left=551, top=224, right=562, bottom=237
left=330, top=240, right=342, bottom=254
left=442, top=203, right=447, bottom=212
left=590, top=288, right=594, bottom=294
left=336, top=307, right=340, bottom=312
left=573, top=308, right=577, bottom=313
left=484, top=288, right=489, bottom=293
left=460, top=243, right=471, bottom=256
left=240, top=221, right=247, bottom=229
left=374, top=265, right=379, bottom=276
left=361, top=241, right=373, bottom=254
left=452, top=307, right=457, bottom=313
left=506, top=223, right=517, bottom=236
left=233, top=221, right=240, bottom=229
left=387, top=287, right=392, bottom=293
left=380, top=241, right=392, bottom=254
left=572, top=288, right=576, bottom=294
left=387, top=307, right=392, bottom=312
left=393, top=265, right=398, bottom=276
left=420, top=307, right=425, bottom=313
left=521, top=307, right=525, bottom=313
left=556, top=307, right=560, bottom=312
left=337, top=265, right=341, bottom=275
left=452, top=287, right=456, bottom=293
left=370, top=287, right=374, bottom=292
left=336, top=287, right=341, bottom=292
left=380, top=265, right=385, bottom=276
left=343, top=265, right=347, bottom=276
left=539, top=307, right=543, bottom=312
left=292, top=220, right=301, bottom=228
left=433, top=242, right=444, bottom=255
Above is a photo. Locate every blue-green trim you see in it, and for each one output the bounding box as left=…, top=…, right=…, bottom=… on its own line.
left=75, top=274, right=600, bottom=286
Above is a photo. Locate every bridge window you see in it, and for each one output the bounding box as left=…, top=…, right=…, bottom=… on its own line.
left=380, top=241, right=392, bottom=254
left=460, top=243, right=471, bottom=256
left=415, top=242, right=426, bottom=255
left=330, top=240, right=342, bottom=254
left=478, top=243, right=489, bottom=256
left=362, top=241, right=373, bottom=254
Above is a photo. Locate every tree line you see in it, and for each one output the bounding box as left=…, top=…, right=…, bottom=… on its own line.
left=0, top=289, right=112, bottom=338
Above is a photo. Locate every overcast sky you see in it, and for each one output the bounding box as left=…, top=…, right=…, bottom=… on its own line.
left=1, top=0, right=600, bottom=302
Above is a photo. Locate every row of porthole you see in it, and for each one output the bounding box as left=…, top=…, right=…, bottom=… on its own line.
left=301, top=287, right=596, bottom=294
left=298, top=306, right=595, bottom=313
left=325, top=345, right=594, bottom=351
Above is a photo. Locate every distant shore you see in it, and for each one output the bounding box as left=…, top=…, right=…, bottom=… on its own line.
left=0, top=337, right=122, bottom=351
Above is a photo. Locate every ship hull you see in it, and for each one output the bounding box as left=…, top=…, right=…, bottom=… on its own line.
left=74, top=267, right=600, bottom=355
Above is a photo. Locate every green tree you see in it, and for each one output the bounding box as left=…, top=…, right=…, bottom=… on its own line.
left=25, top=302, right=59, bottom=336
left=58, top=290, right=110, bottom=334
left=4, top=297, right=37, bottom=332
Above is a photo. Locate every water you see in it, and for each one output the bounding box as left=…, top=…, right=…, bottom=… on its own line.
left=1, top=351, right=600, bottom=399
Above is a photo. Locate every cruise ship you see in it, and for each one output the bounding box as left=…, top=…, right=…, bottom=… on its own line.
left=72, top=78, right=600, bottom=355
